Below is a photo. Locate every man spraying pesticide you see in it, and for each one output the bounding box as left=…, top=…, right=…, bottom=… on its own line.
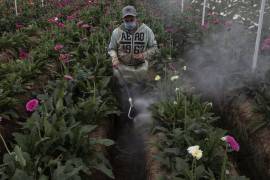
left=108, top=5, right=159, bottom=120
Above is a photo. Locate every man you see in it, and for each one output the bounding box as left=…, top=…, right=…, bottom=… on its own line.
left=108, top=5, right=159, bottom=85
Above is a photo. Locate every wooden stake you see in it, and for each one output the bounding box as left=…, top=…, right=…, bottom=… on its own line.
left=252, top=0, right=266, bottom=72
left=14, top=0, right=18, bottom=16
left=202, top=0, right=207, bottom=26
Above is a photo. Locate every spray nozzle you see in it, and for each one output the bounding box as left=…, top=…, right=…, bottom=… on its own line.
left=128, top=97, right=134, bottom=120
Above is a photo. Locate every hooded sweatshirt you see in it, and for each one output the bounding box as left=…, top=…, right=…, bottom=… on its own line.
left=108, top=23, right=159, bottom=66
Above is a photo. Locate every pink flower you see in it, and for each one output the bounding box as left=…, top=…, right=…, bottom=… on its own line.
left=64, top=75, right=74, bottom=80
left=221, top=135, right=240, bottom=152
left=54, top=44, right=64, bottom=51
left=81, top=24, right=91, bottom=29
left=264, top=37, right=270, bottom=44
left=168, top=63, right=177, bottom=72
left=57, top=22, right=65, bottom=28
left=67, top=15, right=75, bottom=21
left=59, top=53, right=70, bottom=63
left=19, top=49, right=28, bottom=60
left=26, top=99, right=39, bottom=112
left=212, top=18, right=220, bottom=24
left=48, top=17, right=58, bottom=23
left=76, top=21, right=84, bottom=28
left=224, top=20, right=233, bottom=28
left=16, top=23, right=24, bottom=30
left=201, top=22, right=209, bottom=30
left=165, top=26, right=175, bottom=33
left=261, top=36, right=270, bottom=51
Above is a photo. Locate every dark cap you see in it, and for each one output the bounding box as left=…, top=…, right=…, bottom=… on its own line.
left=122, top=5, right=137, bottom=18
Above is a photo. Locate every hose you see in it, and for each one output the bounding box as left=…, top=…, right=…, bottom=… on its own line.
left=115, top=67, right=135, bottom=120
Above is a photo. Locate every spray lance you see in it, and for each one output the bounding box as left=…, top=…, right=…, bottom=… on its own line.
left=114, top=66, right=136, bottom=120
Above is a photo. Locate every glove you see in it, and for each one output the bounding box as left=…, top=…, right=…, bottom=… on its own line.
left=133, top=53, right=144, bottom=61
left=112, top=57, right=120, bottom=68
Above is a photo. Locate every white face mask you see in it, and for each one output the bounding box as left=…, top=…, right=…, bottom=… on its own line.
left=124, top=21, right=137, bottom=30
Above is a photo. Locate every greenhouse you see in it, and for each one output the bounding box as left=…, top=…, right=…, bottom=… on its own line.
left=0, top=0, right=270, bottom=179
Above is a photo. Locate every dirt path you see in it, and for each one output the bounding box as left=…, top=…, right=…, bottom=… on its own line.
left=111, top=118, right=147, bottom=180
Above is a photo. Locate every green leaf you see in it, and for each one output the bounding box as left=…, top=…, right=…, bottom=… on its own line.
left=175, top=157, right=188, bottom=171
left=164, top=148, right=179, bottom=155
left=38, top=175, right=49, bottom=180
left=90, top=138, right=114, bottom=146
left=11, top=169, right=33, bottom=180
left=55, top=99, right=64, bottom=113
left=3, top=153, right=16, bottom=173
left=13, top=146, right=26, bottom=167
left=94, top=163, right=115, bottom=179
left=195, top=165, right=206, bottom=177
left=80, top=125, right=97, bottom=135
left=44, top=118, right=53, bottom=136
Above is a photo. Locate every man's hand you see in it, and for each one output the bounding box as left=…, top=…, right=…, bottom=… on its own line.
left=133, top=53, right=144, bottom=61
left=112, top=57, right=120, bottom=68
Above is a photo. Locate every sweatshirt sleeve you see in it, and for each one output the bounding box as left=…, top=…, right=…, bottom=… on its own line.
left=108, top=29, right=119, bottom=58
left=143, top=27, right=159, bottom=60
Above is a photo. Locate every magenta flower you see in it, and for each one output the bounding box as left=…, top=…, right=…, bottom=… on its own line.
left=201, top=22, right=209, bottom=30
left=48, top=17, right=58, bottom=23
left=67, top=15, right=75, bottom=21
left=57, top=22, right=65, bottom=28
left=19, top=49, right=28, bottom=60
left=16, top=23, right=24, bottom=30
left=221, top=135, right=240, bottom=152
left=212, top=18, right=220, bottom=24
left=165, top=26, right=176, bottom=33
left=26, top=99, right=39, bottom=112
left=76, top=21, right=84, bottom=28
left=224, top=20, right=233, bottom=28
left=261, top=36, right=270, bottom=51
left=168, top=63, right=176, bottom=72
left=59, top=53, right=70, bottom=63
left=64, top=75, right=74, bottom=80
left=81, top=24, right=91, bottom=29
left=54, top=44, right=64, bottom=51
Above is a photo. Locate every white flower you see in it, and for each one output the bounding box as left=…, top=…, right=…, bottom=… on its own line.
left=175, top=88, right=180, bottom=92
left=187, top=145, right=203, bottom=160
left=155, top=75, right=161, bottom=81
left=170, top=75, right=179, bottom=81
left=233, top=14, right=240, bottom=20
left=221, top=136, right=226, bottom=141
left=206, top=102, right=213, bottom=107
left=173, top=101, right=177, bottom=105
left=183, top=66, right=187, bottom=71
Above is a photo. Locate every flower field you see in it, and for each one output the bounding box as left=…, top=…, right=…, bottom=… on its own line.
left=0, top=0, right=270, bottom=179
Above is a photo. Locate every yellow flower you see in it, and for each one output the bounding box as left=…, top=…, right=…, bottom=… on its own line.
left=170, top=75, right=179, bottom=81
left=155, top=75, right=161, bottom=81
left=187, top=145, right=203, bottom=160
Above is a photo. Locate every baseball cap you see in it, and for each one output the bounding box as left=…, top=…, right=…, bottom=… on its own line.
left=122, top=5, right=137, bottom=18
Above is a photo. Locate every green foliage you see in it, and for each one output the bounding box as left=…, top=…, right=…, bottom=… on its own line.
left=0, top=0, right=121, bottom=179
left=150, top=79, right=248, bottom=179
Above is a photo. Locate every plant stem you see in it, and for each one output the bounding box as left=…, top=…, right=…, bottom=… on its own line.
left=93, top=80, right=96, bottom=102
left=184, top=95, right=187, bottom=131
left=191, top=158, right=196, bottom=180
left=0, top=133, right=11, bottom=155
left=221, top=146, right=228, bottom=180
